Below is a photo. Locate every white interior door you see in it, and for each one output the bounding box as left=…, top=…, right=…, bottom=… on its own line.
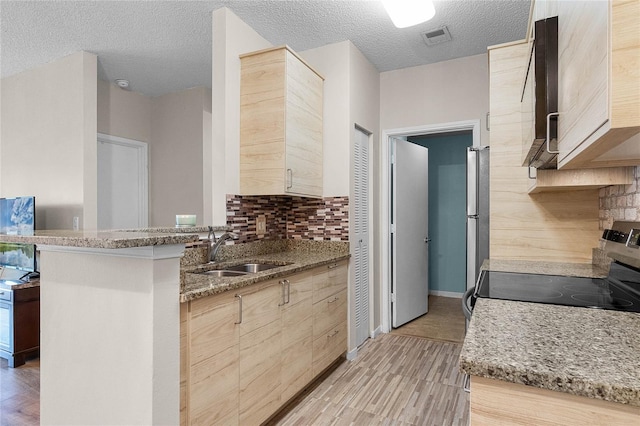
left=353, top=126, right=370, bottom=347
left=97, top=134, right=148, bottom=230
left=392, top=138, right=429, bottom=328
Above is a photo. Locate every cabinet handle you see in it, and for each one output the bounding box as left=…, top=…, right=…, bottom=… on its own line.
left=328, top=296, right=339, bottom=304
left=235, top=294, right=243, bottom=324
left=327, top=330, right=339, bottom=338
left=285, top=279, right=291, bottom=304
left=278, top=281, right=286, bottom=306
left=327, top=263, right=339, bottom=270
left=286, top=169, right=293, bottom=189
left=463, top=374, right=471, bottom=393
left=545, top=112, right=560, bottom=154
left=527, top=156, right=536, bottom=180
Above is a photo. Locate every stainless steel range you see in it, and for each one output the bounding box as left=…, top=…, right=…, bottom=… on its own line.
left=463, top=221, right=640, bottom=319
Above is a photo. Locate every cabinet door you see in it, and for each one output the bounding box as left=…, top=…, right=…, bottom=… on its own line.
left=280, top=271, right=313, bottom=402
left=312, top=318, right=347, bottom=377
left=312, top=261, right=348, bottom=303
left=312, top=261, right=348, bottom=377
left=0, top=302, right=11, bottom=352
left=239, top=281, right=282, bottom=426
left=240, top=46, right=323, bottom=198
left=179, top=304, right=188, bottom=426
left=188, top=292, right=240, bottom=426
left=285, top=50, right=323, bottom=197
left=313, top=289, right=348, bottom=341
left=557, top=0, right=609, bottom=162
left=240, top=48, right=287, bottom=196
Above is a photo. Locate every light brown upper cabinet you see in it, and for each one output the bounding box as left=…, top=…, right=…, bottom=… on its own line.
left=554, top=0, right=640, bottom=169
left=240, top=46, right=324, bottom=198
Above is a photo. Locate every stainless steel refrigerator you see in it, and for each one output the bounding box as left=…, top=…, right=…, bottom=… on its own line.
left=466, top=146, right=490, bottom=290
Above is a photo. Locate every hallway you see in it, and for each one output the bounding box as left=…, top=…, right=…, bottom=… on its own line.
left=272, top=334, right=469, bottom=425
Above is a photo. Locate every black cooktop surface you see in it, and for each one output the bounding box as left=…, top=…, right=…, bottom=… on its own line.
left=475, top=262, right=640, bottom=313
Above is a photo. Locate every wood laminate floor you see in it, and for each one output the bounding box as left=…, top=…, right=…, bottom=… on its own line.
left=1, top=298, right=468, bottom=426
left=272, top=334, right=469, bottom=425
left=391, top=295, right=466, bottom=343
left=0, top=357, right=40, bottom=425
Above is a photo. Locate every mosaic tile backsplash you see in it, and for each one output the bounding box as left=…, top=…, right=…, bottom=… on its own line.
left=599, top=166, right=640, bottom=230
left=226, top=194, right=349, bottom=243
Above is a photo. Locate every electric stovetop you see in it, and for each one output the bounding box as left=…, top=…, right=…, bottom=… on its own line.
left=475, top=262, right=640, bottom=313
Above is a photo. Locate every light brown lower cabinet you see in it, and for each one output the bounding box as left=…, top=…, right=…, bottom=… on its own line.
left=181, top=290, right=240, bottom=426
left=238, top=280, right=283, bottom=425
left=280, top=271, right=314, bottom=402
left=180, top=262, right=346, bottom=426
left=312, top=262, right=348, bottom=376
left=470, top=376, right=640, bottom=425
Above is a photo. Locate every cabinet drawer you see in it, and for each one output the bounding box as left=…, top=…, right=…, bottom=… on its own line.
left=313, top=289, right=347, bottom=338
left=0, top=289, right=12, bottom=302
left=312, top=261, right=347, bottom=303
left=312, top=320, right=347, bottom=377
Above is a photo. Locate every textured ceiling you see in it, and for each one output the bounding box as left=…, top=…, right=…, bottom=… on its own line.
left=0, top=0, right=531, bottom=98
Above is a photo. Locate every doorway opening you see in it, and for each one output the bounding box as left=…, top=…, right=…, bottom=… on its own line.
left=97, top=133, right=149, bottom=230
left=407, top=131, right=473, bottom=298
left=380, top=120, right=481, bottom=334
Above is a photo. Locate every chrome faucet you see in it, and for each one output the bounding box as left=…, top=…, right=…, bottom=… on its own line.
left=208, top=227, right=238, bottom=262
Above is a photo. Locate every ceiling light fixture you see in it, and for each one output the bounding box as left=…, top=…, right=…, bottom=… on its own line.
left=382, top=0, right=436, bottom=29
left=115, top=79, right=130, bottom=89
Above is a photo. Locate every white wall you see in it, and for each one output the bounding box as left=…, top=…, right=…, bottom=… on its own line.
left=300, top=42, right=351, bottom=196
left=97, top=81, right=209, bottom=227
left=202, top=89, right=213, bottom=225
left=0, top=51, right=97, bottom=229
left=380, top=53, right=489, bottom=146
left=349, top=43, right=381, bottom=141
left=150, top=87, right=209, bottom=226
left=39, top=245, right=182, bottom=424
left=97, top=79, right=152, bottom=143
left=210, top=7, right=271, bottom=224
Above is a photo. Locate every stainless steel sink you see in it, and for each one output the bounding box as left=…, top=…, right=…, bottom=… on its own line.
left=200, top=270, right=248, bottom=277
left=226, top=263, right=289, bottom=273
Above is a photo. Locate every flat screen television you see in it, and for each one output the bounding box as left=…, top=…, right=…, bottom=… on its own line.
left=0, top=196, right=37, bottom=275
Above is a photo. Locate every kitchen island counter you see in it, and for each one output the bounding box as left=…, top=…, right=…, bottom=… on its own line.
left=0, top=229, right=198, bottom=249
left=0, top=229, right=192, bottom=424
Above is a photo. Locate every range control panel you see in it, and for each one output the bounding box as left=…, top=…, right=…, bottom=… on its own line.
left=602, top=227, right=640, bottom=248
left=602, top=221, right=640, bottom=270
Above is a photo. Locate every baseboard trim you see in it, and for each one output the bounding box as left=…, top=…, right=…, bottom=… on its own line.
left=371, top=326, right=383, bottom=339
left=429, top=290, right=463, bottom=298
left=346, top=347, right=358, bottom=361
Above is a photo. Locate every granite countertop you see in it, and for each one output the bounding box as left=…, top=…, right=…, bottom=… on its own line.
left=461, top=259, right=640, bottom=407
left=0, top=230, right=198, bottom=249
left=181, top=244, right=350, bottom=302
left=116, top=225, right=230, bottom=234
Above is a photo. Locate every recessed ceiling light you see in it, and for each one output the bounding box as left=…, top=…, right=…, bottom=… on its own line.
left=115, top=79, right=130, bottom=89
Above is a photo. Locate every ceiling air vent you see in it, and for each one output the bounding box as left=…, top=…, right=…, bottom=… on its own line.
left=421, top=26, right=452, bottom=46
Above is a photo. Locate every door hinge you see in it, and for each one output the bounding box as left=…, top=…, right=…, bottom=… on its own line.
left=391, top=154, right=395, bottom=165
left=391, top=224, right=396, bottom=234
left=391, top=293, right=396, bottom=303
